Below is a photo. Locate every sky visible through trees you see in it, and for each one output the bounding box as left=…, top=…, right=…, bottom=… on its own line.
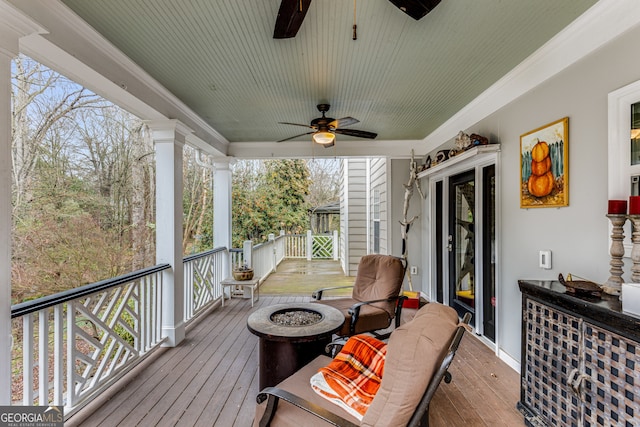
left=10, top=55, right=339, bottom=304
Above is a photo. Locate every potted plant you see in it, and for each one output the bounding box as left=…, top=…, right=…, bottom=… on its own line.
left=233, top=263, right=254, bottom=281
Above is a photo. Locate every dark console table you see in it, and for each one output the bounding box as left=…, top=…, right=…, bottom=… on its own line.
left=518, top=279, right=640, bottom=427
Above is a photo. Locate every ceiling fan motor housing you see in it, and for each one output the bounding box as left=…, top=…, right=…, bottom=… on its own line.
left=312, top=104, right=334, bottom=130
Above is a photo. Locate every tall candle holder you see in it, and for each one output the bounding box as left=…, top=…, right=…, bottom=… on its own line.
left=604, top=214, right=627, bottom=295
left=629, top=214, right=640, bottom=284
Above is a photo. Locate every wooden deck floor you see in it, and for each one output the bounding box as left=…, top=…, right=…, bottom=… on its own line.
left=68, top=264, right=524, bottom=426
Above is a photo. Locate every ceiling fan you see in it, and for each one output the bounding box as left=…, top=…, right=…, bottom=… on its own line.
left=278, top=103, right=377, bottom=148
left=273, top=0, right=441, bottom=39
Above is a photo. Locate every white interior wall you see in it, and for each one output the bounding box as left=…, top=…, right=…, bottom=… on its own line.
left=455, top=22, right=640, bottom=366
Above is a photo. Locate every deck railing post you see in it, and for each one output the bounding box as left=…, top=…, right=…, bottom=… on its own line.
left=243, top=240, right=253, bottom=268
left=333, top=230, right=339, bottom=260
left=269, top=234, right=276, bottom=272
left=307, top=230, right=313, bottom=260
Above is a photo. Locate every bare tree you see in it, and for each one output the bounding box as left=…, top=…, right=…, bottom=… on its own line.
left=11, top=55, right=100, bottom=210
left=130, top=123, right=155, bottom=269
left=183, top=147, right=213, bottom=254
left=10, top=56, right=155, bottom=299
left=306, top=159, right=340, bottom=208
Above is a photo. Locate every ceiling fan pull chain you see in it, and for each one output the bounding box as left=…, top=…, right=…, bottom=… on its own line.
left=353, top=0, right=357, bottom=40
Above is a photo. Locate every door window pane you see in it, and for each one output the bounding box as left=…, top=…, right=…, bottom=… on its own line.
left=449, top=170, right=475, bottom=324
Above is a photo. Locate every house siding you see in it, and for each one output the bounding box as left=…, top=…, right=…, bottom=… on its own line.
left=341, top=159, right=368, bottom=275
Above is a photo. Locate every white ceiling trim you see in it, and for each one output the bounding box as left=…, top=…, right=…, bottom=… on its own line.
left=422, top=0, right=640, bottom=153
left=228, top=140, right=425, bottom=159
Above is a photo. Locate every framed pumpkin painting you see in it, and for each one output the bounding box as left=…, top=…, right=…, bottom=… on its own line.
left=520, top=117, right=569, bottom=208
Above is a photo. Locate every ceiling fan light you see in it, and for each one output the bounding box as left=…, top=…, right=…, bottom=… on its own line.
left=312, top=131, right=335, bottom=145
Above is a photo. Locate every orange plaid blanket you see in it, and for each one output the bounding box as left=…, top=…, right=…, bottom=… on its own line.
left=310, top=335, right=387, bottom=419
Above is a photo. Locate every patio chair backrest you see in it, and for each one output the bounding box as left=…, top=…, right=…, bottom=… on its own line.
left=351, top=254, right=406, bottom=316
left=360, top=302, right=460, bottom=427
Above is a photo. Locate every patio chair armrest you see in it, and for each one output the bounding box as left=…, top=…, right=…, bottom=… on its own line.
left=347, top=296, right=400, bottom=335
left=312, top=285, right=354, bottom=300
left=325, top=337, right=348, bottom=357
left=256, top=387, right=359, bottom=427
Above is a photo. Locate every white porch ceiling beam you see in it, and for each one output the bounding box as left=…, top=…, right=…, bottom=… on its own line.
left=228, top=139, right=426, bottom=159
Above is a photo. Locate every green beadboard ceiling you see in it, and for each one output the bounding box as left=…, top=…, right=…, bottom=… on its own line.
left=59, top=0, right=597, bottom=144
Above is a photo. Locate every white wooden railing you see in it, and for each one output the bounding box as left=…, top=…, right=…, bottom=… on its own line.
left=11, top=264, right=169, bottom=417
left=230, top=234, right=284, bottom=283
left=285, top=234, right=307, bottom=258
left=183, top=247, right=226, bottom=323
left=283, top=230, right=339, bottom=260
left=8, top=232, right=335, bottom=417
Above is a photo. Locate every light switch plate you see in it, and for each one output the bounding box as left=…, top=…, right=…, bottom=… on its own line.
left=539, top=250, right=552, bottom=269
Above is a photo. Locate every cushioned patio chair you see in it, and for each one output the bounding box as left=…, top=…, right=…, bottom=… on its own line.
left=253, top=302, right=472, bottom=427
left=311, top=254, right=407, bottom=338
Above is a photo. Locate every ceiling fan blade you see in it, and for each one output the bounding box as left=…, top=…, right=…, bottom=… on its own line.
left=277, top=131, right=314, bottom=143
left=279, top=121, right=315, bottom=129
left=328, top=117, right=360, bottom=129
left=387, top=0, right=441, bottom=20
left=273, top=0, right=313, bottom=39
left=334, top=129, right=378, bottom=139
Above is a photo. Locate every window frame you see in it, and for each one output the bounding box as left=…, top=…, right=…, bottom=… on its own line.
left=608, top=79, right=640, bottom=256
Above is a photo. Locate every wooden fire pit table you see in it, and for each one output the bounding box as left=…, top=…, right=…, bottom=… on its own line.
left=247, top=302, right=344, bottom=389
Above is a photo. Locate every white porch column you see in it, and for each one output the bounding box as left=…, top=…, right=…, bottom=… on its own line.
left=148, top=119, right=190, bottom=347
left=0, top=30, right=13, bottom=409
left=0, top=2, right=45, bottom=404
left=213, top=158, right=233, bottom=280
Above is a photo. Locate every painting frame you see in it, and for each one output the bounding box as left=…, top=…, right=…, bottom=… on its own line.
left=520, top=117, right=569, bottom=208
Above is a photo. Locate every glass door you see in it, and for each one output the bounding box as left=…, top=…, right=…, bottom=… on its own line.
left=481, top=165, right=496, bottom=342
left=449, top=170, right=476, bottom=324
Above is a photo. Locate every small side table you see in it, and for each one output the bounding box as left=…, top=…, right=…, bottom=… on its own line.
left=220, top=277, right=259, bottom=307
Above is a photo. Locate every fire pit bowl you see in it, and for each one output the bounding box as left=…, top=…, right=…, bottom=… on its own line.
left=270, top=308, right=323, bottom=327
